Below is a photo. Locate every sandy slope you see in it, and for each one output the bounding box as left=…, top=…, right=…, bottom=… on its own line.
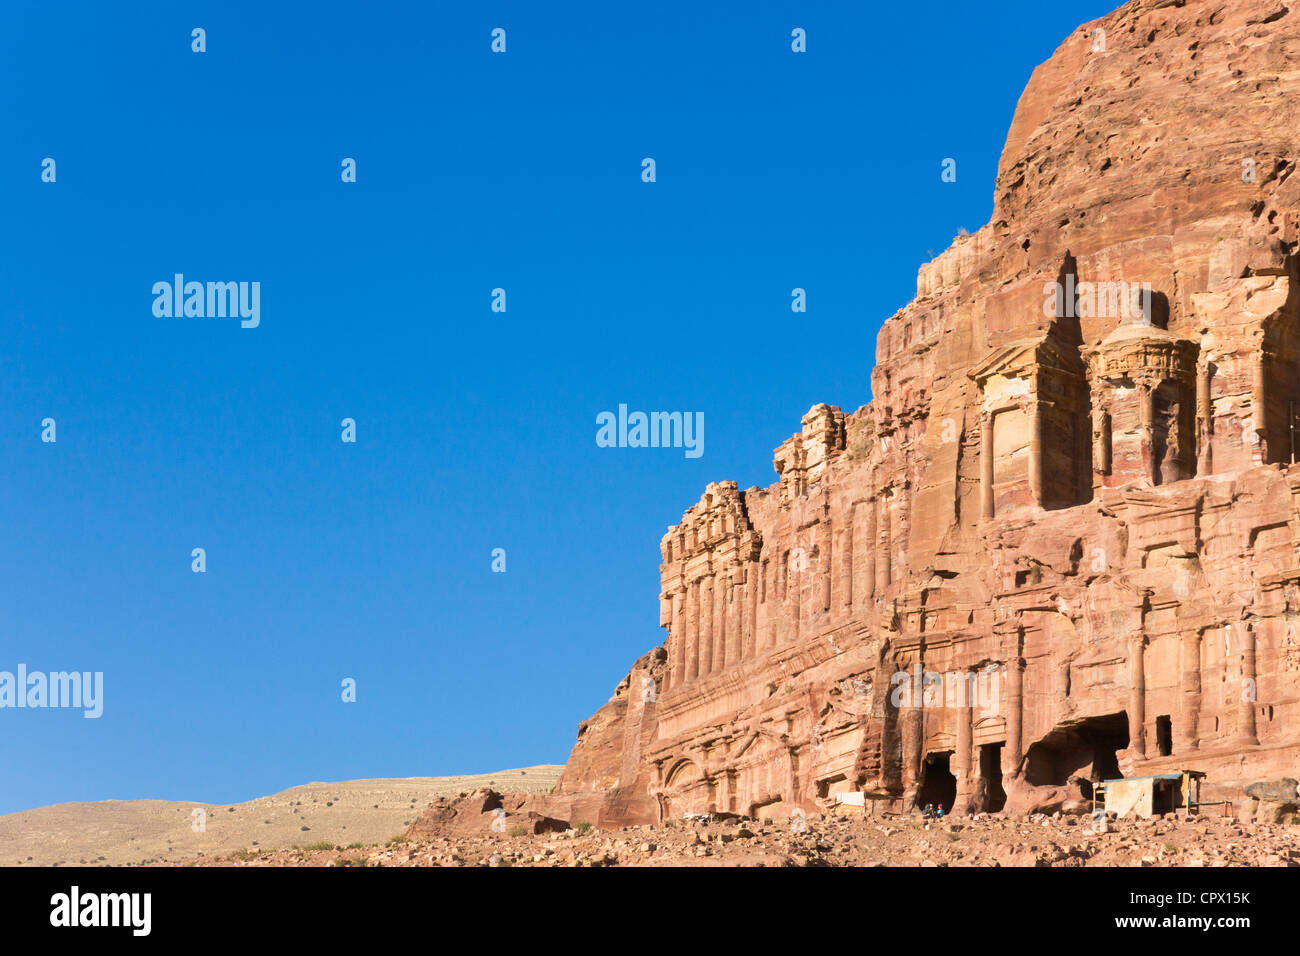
left=0, top=766, right=563, bottom=867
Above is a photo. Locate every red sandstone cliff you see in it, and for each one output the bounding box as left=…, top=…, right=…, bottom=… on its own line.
left=554, top=0, right=1300, bottom=825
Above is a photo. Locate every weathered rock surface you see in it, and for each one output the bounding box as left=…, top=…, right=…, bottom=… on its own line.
left=551, top=0, right=1300, bottom=828
left=406, top=790, right=570, bottom=839
left=1244, top=777, right=1299, bottom=802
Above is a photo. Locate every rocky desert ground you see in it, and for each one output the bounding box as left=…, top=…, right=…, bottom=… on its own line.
left=11, top=770, right=1298, bottom=868
left=0, top=767, right=563, bottom=867
left=164, top=800, right=1300, bottom=868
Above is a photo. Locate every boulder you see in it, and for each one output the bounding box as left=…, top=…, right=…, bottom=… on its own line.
left=1244, top=779, right=1299, bottom=803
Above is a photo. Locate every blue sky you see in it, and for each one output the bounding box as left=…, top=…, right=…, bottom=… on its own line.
left=0, top=0, right=1118, bottom=814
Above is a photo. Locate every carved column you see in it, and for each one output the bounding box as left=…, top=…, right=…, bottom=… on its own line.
left=1128, top=633, right=1147, bottom=759
left=1093, top=405, right=1112, bottom=480
left=1237, top=623, right=1259, bottom=746
left=900, top=703, right=923, bottom=810
left=819, top=520, right=832, bottom=613
left=1197, top=361, right=1213, bottom=476
left=1005, top=654, right=1025, bottom=777
left=1179, top=629, right=1202, bottom=751
left=732, top=576, right=745, bottom=664
left=895, top=489, right=909, bottom=580
left=725, top=576, right=741, bottom=667
left=699, top=577, right=714, bottom=676
left=1028, top=397, right=1043, bottom=507
left=759, top=560, right=773, bottom=650
left=783, top=747, right=798, bottom=805
left=661, top=596, right=673, bottom=696
left=862, top=499, right=877, bottom=600
left=1139, top=381, right=1156, bottom=486
left=877, top=493, right=892, bottom=592
left=674, top=591, right=688, bottom=689
left=952, top=671, right=974, bottom=815
left=685, top=580, right=699, bottom=682
left=1253, top=352, right=1269, bottom=463
left=767, top=559, right=779, bottom=649
left=746, top=558, right=760, bottom=659
left=1166, top=396, right=1188, bottom=483
left=714, top=575, right=728, bottom=673
left=980, top=411, right=995, bottom=519
left=840, top=518, right=854, bottom=609
left=789, top=546, right=802, bottom=646
left=715, top=768, right=730, bottom=815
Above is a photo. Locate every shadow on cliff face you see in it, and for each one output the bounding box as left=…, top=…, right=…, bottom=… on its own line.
left=1005, top=713, right=1130, bottom=814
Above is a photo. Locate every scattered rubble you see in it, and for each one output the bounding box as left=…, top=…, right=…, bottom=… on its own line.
left=168, top=807, right=1300, bottom=868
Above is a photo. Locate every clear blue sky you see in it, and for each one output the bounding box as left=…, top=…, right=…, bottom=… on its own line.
left=0, top=0, right=1118, bottom=814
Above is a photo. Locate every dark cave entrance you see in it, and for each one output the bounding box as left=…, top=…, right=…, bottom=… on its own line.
left=917, top=751, right=957, bottom=813
left=1156, top=715, right=1173, bottom=756
left=979, top=742, right=1007, bottom=812
left=1024, top=712, right=1129, bottom=800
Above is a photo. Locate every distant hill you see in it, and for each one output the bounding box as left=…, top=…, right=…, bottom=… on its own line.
left=0, top=766, right=564, bottom=867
